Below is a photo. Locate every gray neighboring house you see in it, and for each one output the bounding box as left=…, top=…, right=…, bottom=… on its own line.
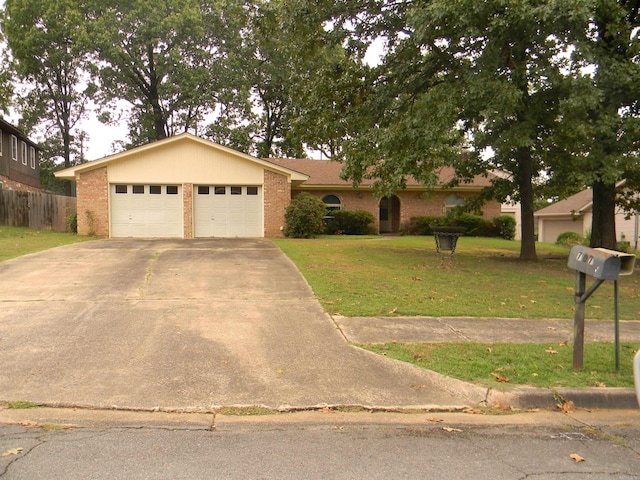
left=535, top=187, right=640, bottom=248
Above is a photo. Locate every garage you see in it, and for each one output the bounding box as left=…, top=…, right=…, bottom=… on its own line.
left=110, top=184, right=183, bottom=238
left=54, top=133, right=308, bottom=238
left=194, top=185, right=262, bottom=238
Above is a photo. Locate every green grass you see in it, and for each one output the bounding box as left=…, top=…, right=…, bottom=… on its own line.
left=273, top=236, right=640, bottom=320
left=0, top=226, right=93, bottom=262
left=361, top=341, right=640, bottom=389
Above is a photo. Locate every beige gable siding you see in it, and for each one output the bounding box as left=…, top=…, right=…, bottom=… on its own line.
left=107, top=140, right=265, bottom=185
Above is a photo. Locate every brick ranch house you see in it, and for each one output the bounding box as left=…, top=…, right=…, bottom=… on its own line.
left=55, top=133, right=505, bottom=238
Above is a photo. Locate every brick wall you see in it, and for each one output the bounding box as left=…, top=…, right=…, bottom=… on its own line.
left=301, top=189, right=503, bottom=233
left=264, top=170, right=290, bottom=237
left=0, top=175, right=41, bottom=193
left=183, top=183, right=193, bottom=239
left=77, top=167, right=109, bottom=236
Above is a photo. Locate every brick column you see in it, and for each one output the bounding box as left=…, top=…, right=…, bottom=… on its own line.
left=183, top=183, right=193, bottom=239
left=264, top=170, right=290, bottom=237
left=76, top=167, right=109, bottom=236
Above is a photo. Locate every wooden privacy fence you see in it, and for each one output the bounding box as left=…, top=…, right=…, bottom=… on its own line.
left=0, top=190, right=76, bottom=232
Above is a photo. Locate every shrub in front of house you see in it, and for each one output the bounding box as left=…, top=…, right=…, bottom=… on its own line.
left=400, top=216, right=443, bottom=235
left=325, top=210, right=376, bottom=235
left=555, top=231, right=586, bottom=247
left=402, top=214, right=516, bottom=240
left=492, top=215, right=516, bottom=240
left=283, top=192, right=326, bottom=238
left=448, top=213, right=495, bottom=237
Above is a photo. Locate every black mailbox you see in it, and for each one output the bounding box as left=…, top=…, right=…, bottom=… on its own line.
left=567, top=246, right=636, bottom=281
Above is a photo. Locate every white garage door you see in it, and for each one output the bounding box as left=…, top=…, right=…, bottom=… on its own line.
left=110, top=184, right=183, bottom=238
left=194, top=185, right=262, bottom=238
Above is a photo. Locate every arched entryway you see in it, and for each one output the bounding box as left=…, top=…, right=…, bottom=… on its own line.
left=379, top=195, right=400, bottom=233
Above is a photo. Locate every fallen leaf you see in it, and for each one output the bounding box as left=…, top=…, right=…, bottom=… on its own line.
left=388, top=307, right=398, bottom=314
left=413, top=354, right=422, bottom=361
left=18, top=421, right=38, bottom=427
left=559, top=340, right=568, bottom=347
left=557, top=400, right=575, bottom=413
left=411, top=276, right=422, bottom=281
left=570, top=453, right=585, bottom=463
left=462, top=408, right=482, bottom=415
left=491, top=372, right=510, bottom=383
left=426, top=417, right=443, bottom=423
left=547, top=326, right=557, bottom=331
left=275, top=368, right=284, bottom=374
left=545, top=349, right=559, bottom=354
left=1, top=448, right=23, bottom=457
left=486, top=347, right=493, bottom=353
left=442, top=427, right=463, bottom=433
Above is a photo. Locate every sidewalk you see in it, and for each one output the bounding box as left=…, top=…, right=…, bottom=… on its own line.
left=333, top=315, right=640, bottom=410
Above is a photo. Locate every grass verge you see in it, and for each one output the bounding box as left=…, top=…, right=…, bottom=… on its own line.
left=0, top=226, right=93, bottom=262
left=361, top=341, right=640, bottom=389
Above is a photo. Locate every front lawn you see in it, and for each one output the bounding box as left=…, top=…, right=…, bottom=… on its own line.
left=273, top=236, right=640, bottom=320
left=0, top=226, right=93, bottom=262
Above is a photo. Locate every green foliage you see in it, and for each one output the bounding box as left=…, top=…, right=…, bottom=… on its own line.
left=87, top=0, right=249, bottom=145
left=2, top=0, right=94, bottom=195
left=66, top=212, right=78, bottom=233
left=447, top=213, right=494, bottom=237
left=401, top=214, right=515, bottom=239
left=555, top=231, right=586, bottom=247
left=400, top=216, right=443, bottom=236
left=283, top=192, right=326, bottom=238
left=493, top=215, right=517, bottom=241
left=325, top=209, right=375, bottom=235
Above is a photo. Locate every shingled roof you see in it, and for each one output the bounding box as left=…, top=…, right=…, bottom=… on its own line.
left=266, top=158, right=495, bottom=189
left=535, top=189, right=592, bottom=216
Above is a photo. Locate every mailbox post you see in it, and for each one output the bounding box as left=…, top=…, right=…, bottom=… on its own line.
left=567, top=246, right=636, bottom=370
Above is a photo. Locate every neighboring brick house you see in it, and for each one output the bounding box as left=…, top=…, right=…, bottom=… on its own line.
left=55, top=133, right=504, bottom=238
left=0, top=118, right=42, bottom=192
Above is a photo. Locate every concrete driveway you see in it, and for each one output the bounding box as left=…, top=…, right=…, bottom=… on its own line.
left=0, top=239, right=484, bottom=411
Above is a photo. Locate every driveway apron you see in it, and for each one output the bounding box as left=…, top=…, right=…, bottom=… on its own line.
left=0, top=239, right=483, bottom=410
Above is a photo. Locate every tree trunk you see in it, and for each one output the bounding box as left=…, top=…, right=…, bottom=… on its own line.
left=590, top=179, right=617, bottom=249
left=517, top=147, right=537, bottom=261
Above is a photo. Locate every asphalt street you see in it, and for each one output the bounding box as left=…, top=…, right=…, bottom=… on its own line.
left=1, top=410, right=640, bottom=479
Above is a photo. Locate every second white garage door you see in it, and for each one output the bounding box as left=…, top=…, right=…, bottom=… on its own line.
left=110, top=184, right=183, bottom=238
left=194, top=185, right=262, bottom=237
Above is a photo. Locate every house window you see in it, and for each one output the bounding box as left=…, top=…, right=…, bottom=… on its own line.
left=115, top=185, right=128, bottom=194
left=322, top=194, right=342, bottom=212
left=198, top=186, right=210, bottom=195
left=166, top=185, right=178, bottom=195
left=21, top=142, right=27, bottom=165
left=132, top=185, right=145, bottom=194
left=444, top=195, right=465, bottom=214
left=247, top=186, right=258, bottom=195
left=149, top=185, right=162, bottom=194
left=29, top=147, right=36, bottom=169
left=214, top=186, right=226, bottom=195
left=230, top=186, right=242, bottom=195
left=11, top=135, right=17, bottom=161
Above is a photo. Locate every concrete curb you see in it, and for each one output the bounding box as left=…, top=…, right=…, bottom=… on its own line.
left=487, top=386, right=639, bottom=410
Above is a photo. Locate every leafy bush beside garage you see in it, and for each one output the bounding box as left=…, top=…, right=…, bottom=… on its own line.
left=283, top=192, right=326, bottom=238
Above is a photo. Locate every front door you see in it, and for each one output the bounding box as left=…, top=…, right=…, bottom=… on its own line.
left=379, top=195, right=400, bottom=233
